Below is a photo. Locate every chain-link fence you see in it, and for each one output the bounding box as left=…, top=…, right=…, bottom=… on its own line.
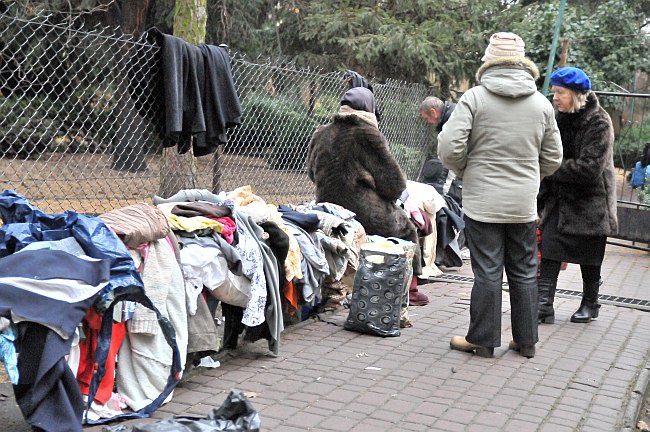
left=596, top=91, right=650, bottom=250
left=597, top=91, right=650, bottom=204
left=0, top=7, right=432, bottom=215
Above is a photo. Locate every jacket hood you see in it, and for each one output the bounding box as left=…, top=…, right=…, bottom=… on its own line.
left=476, top=57, right=540, bottom=98
left=333, top=105, right=378, bottom=129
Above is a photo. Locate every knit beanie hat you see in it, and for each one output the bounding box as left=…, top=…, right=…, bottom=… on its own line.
left=550, top=67, right=592, bottom=93
left=340, top=87, right=376, bottom=114
left=481, top=32, right=525, bottom=62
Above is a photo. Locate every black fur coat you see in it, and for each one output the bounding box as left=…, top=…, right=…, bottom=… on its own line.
left=538, top=92, right=618, bottom=236
left=307, top=110, right=418, bottom=244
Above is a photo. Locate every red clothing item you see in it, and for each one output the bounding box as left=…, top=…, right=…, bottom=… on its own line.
left=283, top=279, right=299, bottom=316
left=76, top=308, right=126, bottom=404
left=204, top=216, right=236, bottom=244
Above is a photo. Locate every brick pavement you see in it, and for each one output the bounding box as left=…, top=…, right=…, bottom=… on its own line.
left=2, top=245, right=648, bottom=431
left=82, top=244, right=650, bottom=432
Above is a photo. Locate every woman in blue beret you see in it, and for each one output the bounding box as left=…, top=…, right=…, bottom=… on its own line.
left=537, top=67, right=618, bottom=324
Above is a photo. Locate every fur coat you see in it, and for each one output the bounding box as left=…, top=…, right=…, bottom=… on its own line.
left=538, top=92, right=618, bottom=236
left=307, top=107, right=418, bottom=245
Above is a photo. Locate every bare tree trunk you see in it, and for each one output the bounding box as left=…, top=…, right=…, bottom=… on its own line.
left=211, top=144, right=223, bottom=194
left=158, top=0, right=207, bottom=198
left=111, top=1, right=153, bottom=172
left=558, top=39, right=570, bottom=68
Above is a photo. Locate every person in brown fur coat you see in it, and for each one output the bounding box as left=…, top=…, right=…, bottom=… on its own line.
left=537, top=66, right=618, bottom=325
left=307, top=87, right=428, bottom=305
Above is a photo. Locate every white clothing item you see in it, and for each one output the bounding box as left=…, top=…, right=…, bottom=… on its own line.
left=443, top=170, right=456, bottom=194
left=66, top=329, right=81, bottom=377
left=403, top=180, right=444, bottom=278
left=237, top=201, right=271, bottom=224
left=83, top=400, right=124, bottom=421
left=180, top=243, right=251, bottom=310
left=210, top=271, right=251, bottom=308
left=235, top=220, right=267, bottom=327
left=420, top=227, right=443, bottom=279
left=198, top=356, right=221, bottom=368
left=20, top=237, right=87, bottom=256
left=405, top=180, right=446, bottom=215
left=0, top=277, right=108, bottom=304
left=180, top=244, right=228, bottom=315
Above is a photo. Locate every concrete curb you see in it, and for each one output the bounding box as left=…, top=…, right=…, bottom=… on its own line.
left=621, top=361, right=650, bottom=431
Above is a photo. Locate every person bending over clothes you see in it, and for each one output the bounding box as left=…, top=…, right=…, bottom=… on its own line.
left=537, top=66, right=618, bottom=325
left=419, top=96, right=456, bottom=133
left=307, top=86, right=429, bottom=306
left=418, top=96, right=457, bottom=196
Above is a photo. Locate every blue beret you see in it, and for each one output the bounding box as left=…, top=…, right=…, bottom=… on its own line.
left=550, top=67, right=591, bottom=93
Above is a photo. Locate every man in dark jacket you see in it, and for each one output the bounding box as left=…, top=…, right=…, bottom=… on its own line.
left=419, top=96, right=456, bottom=132
left=418, top=97, right=457, bottom=196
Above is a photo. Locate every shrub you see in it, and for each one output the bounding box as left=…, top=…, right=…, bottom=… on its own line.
left=225, top=92, right=321, bottom=170
left=231, top=93, right=285, bottom=151
left=0, top=86, right=117, bottom=160
left=63, top=88, right=117, bottom=153
left=638, top=184, right=650, bottom=206
left=0, top=95, right=60, bottom=159
left=389, top=141, right=425, bottom=180
left=613, top=122, right=650, bottom=169
left=264, top=109, right=320, bottom=171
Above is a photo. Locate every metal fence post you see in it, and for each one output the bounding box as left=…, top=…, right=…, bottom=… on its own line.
left=541, top=0, right=567, bottom=97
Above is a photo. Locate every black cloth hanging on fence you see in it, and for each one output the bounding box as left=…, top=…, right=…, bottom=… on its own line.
left=139, top=28, right=242, bottom=156
left=196, top=43, right=242, bottom=155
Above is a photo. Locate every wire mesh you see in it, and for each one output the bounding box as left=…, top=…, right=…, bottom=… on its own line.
left=596, top=92, right=650, bottom=203
left=0, top=8, right=432, bottom=215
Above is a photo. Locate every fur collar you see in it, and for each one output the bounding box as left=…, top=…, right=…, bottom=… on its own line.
left=334, top=105, right=379, bottom=129
left=556, top=92, right=599, bottom=128
left=476, top=57, right=540, bottom=82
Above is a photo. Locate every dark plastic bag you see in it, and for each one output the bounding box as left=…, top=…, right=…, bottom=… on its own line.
left=103, top=389, right=261, bottom=432
left=344, top=248, right=407, bottom=337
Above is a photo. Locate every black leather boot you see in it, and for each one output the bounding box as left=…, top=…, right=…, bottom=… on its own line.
left=570, top=279, right=602, bottom=323
left=537, top=277, right=557, bottom=324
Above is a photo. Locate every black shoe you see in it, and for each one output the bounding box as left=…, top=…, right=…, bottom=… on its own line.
left=537, top=277, right=557, bottom=324
left=570, top=301, right=600, bottom=323
left=570, top=279, right=602, bottom=323
left=538, top=309, right=555, bottom=324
